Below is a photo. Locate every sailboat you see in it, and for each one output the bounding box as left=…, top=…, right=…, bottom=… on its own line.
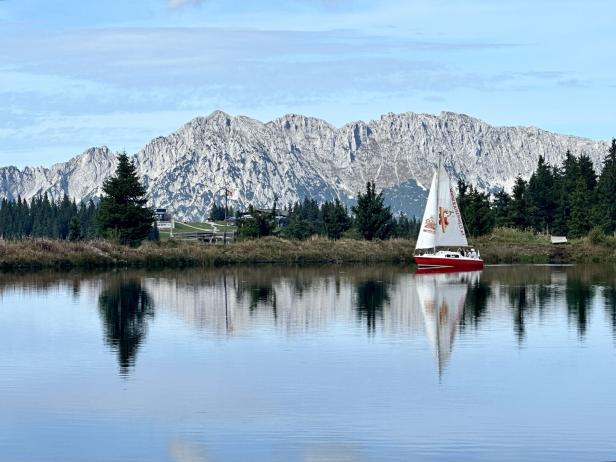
left=414, top=158, right=484, bottom=270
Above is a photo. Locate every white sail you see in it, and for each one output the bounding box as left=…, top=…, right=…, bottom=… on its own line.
left=415, top=173, right=438, bottom=250
left=415, top=163, right=468, bottom=250
left=435, top=164, right=468, bottom=248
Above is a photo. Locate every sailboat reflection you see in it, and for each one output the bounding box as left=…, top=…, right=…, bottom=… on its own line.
left=416, top=269, right=481, bottom=376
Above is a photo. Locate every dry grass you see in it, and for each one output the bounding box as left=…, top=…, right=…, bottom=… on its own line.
left=473, top=228, right=553, bottom=263
left=473, top=227, right=616, bottom=264
left=0, top=237, right=418, bottom=271
left=567, top=234, right=616, bottom=263
left=4, top=229, right=616, bottom=271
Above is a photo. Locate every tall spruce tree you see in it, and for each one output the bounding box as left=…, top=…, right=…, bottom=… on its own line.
left=68, top=216, right=82, bottom=241
left=321, top=198, right=351, bottom=240
left=457, top=180, right=471, bottom=222
left=457, top=181, right=494, bottom=236
left=492, top=188, right=512, bottom=228
left=568, top=178, right=592, bottom=238
left=595, top=139, right=616, bottom=233
left=284, top=198, right=323, bottom=239
left=509, top=177, right=529, bottom=229
left=97, top=152, right=155, bottom=246
left=553, top=151, right=581, bottom=236
left=579, top=154, right=598, bottom=192
left=526, top=156, right=557, bottom=233
left=467, top=187, right=495, bottom=236
left=352, top=181, right=393, bottom=240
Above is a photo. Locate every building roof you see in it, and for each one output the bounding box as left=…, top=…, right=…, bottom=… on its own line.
left=550, top=236, right=568, bottom=244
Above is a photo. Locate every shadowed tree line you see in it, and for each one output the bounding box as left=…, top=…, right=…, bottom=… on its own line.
left=459, top=139, right=616, bottom=238
left=237, top=181, right=420, bottom=241
left=0, top=153, right=158, bottom=245
left=0, top=194, right=99, bottom=240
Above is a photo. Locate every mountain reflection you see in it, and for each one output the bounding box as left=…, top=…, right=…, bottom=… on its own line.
left=4, top=264, right=616, bottom=377
left=98, top=277, right=154, bottom=375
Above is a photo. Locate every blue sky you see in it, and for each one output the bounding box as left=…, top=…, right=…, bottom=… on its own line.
left=1, top=0, right=614, bottom=167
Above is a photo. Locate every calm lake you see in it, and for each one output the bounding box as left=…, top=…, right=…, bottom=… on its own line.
left=1, top=264, right=616, bottom=462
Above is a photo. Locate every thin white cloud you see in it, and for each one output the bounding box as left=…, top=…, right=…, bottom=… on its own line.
left=167, top=0, right=206, bottom=9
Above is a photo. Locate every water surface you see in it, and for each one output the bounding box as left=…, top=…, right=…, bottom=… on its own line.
left=1, top=264, right=615, bottom=461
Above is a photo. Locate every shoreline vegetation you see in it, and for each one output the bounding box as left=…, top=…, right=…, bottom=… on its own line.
left=2, top=228, right=616, bottom=271
left=3, top=145, right=616, bottom=272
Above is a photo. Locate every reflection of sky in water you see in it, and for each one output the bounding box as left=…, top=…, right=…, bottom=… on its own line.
left=0, top=265, right=616, bottom=461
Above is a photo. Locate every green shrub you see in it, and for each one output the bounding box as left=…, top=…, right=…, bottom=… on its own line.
left=588, top=226, right=606, bottom=245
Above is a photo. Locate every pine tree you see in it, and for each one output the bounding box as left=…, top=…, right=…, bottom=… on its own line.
left=322, top=198, right=351, bottom=240
left=468, top=187, right=495, bottom=236
left=457, top=180, right=471, bottom=220
left=595, top=139, right=616, bottom=233
left=236, top=205, right=274, bottom=239
left=492, top=188, right=512, bottom=228
left=284, top=198, right=323, bottom=239
left=352, top=181, right=394, bottom=240
left=68, top=216, right=82, bottom=241
left=579, top=154, right=597, bottom=192
left=553, top=151, right=579, bottom=236
left=209, top=203, right=226, bottom=221
left=526, top=156, right=557, bottom=233
left=510, top=177, right=529, bottom=229
left=393, top=213, right=420, bottom=239
left=97, top=152, right=155, bottom=246
left=568, top=178, right=591, bottom=238
left=457, top=183, right=494, bottom=236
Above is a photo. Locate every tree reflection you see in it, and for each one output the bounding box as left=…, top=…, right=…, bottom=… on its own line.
left=461, top=280, right=491, bottom=330
left=604, top=285, right=616, bottom=336
left=98, top=278, right=154, bottom=375
left=238, top=283, right=277, bottom=319
left=508, top=286, right=528, bottom=343
left=566, top=279, right=593, bottom=338
left=355, top=280, right=390, bottom=333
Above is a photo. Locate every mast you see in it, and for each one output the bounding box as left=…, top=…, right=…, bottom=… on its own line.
left=434, top=152, right=441, bottom=254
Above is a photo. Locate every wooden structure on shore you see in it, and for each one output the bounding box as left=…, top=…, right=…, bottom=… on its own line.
left=171, top=230, right=235, bottom=244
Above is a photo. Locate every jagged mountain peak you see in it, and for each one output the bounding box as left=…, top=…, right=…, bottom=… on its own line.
left=0, top=111, right=610, bottom=220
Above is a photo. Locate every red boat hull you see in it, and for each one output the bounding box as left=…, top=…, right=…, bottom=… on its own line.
left=414, top=255, right=484, bottom=270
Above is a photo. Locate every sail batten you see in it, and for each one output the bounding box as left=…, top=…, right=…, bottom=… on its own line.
left=415, top=164, right=468, bottom=250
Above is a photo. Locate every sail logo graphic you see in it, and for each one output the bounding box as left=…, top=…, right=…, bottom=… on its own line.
left=422, top=216, right=436, bottom=234
left=438, top=206, right=452, bottom=232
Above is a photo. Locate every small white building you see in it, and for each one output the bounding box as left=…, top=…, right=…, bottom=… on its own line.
left=550, top=236, right=568, bottom=245
left=153, top=208, right=174, bottom=230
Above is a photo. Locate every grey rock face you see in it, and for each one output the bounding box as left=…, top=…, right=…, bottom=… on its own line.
left=0, top=111, right=609, bottom=220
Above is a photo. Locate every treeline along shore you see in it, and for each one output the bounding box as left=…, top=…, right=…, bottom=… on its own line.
left=3, top=228, right=616, bottom=271
left=2, top=140, right=616, bottom=271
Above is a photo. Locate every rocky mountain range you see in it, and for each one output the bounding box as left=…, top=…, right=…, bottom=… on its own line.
left=0, top=110, right=610, bottom=220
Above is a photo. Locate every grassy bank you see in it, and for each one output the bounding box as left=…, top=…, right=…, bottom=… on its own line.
left=2, top=228, right=616, bottom=271
left=473, top=228, right=553, bottom=263
left=475, top=227, right=616, bottom=264
left=0, top=237, right=418, bottom=271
